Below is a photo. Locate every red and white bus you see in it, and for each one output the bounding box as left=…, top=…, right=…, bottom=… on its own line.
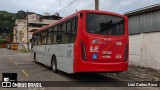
left=31, top=10, right=129, bottom=74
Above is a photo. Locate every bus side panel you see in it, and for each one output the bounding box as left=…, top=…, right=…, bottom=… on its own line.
left=49, top=44, right=74, bottom=74
left=32, top=45, right=47, bottom=65
left=33, top=44, right=74, bottom=73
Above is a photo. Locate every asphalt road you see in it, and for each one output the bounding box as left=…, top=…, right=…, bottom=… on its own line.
left=0, top=48, right=159, bottom=90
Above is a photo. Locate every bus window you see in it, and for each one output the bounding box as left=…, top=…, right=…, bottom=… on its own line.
left=47, top=28, right=54, bottom=44
left=67, top=21, right=71, bottom=33
left=37, top=33, right=41, bottom=45
left=53, top=26, right=58, bottom=44
left=70, top=18, right=78, bottom=43
left=86, top=13, right=124, bottom=35
left=41, top=31, right=47, bottom=44
left=35, top=35, right=38, bottom=45
left=61, top=22, right=70, bottom=44
left=56, top=25, right=62, bottom=44
left=66, top=20, right=72, bottom=43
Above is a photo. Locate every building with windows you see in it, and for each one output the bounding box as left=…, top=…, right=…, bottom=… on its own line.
left=125, top=3, right=160, bottom=70
left=13, top=12, right=62, bottom=50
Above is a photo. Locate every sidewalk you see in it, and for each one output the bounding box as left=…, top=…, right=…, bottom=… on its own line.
left=106, top=66, right=160, bottom=81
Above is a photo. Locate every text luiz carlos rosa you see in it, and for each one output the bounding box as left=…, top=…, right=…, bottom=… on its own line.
left=128, top=82, right=158, bottom=87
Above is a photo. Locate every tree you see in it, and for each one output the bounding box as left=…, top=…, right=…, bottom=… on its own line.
left=0, top=11, right=16, bottom=42
left=16, top=10, right=26, bottom=19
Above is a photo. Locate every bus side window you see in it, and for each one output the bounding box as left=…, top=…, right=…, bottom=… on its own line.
left=37, top=33, right=41, bottom=45
left=41, top=31, right=47, bottom=45
left=67, top=21, right=72, bottom=43
left=47, top=28, right=54, bottom=44
left=70, top=17, right=78, bottom=43
left=46, top=29, right=48, bottom=44
left=53, top=26, right=58, bottom=44
left=56, top=25, right=62, bottom=44
left=61, top=22, right=70, bottom=44
left=34, top=35, right=38, bottom=45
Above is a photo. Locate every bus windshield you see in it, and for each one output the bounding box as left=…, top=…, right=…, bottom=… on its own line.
left=86, top=13, right=125, bottom=35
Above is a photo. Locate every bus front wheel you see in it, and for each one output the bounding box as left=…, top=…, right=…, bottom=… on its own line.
left=51, top=55, right=58, bottom=73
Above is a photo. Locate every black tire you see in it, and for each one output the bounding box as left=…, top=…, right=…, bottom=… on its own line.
left=51, top=55, right=58, bottom=73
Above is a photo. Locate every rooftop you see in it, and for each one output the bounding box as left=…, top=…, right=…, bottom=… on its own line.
left=125, top=3, right=160, bottom=16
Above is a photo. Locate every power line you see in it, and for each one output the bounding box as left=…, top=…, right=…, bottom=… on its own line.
left=26, top=0, right=78, bottom=15
left=54, top=0, right=78, bottom=14
left=25, top=0, right=58, bottom=15
left=20, top=0, right=78, bottom=16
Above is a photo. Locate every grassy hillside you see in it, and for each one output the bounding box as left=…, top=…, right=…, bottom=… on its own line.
left=0, top=11, right=16, bottom=34
left=0, top=11, right=16, bottom=41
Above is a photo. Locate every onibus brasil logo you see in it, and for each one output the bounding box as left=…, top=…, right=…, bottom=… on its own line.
left=2, top=73, right=42, bottom=88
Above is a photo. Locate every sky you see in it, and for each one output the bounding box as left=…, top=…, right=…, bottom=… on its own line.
left=0, top=0, right=160, bottom=17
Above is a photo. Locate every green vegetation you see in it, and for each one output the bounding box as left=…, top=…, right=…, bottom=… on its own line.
left=0, top=39, right=6, bottom=43
left=0, top=39, right=7, bottom=48
left=0, top=10, right=27, bottom=42
left=0, top=11, right=16, bottom=32
left=0, top=11, right=16, bottom=41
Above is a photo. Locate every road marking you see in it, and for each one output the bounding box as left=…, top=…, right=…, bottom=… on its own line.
left=21, top=70, right=29, bottom=77
left=14, top=62, right=18, bottom=65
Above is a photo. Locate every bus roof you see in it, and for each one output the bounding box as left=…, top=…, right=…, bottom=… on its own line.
left=33, top=10, right=126, bottom=35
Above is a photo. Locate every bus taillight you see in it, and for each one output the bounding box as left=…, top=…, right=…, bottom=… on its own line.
left=124, top=44, right=128, bottom=62
left=81, top=42, right=87, bottom=61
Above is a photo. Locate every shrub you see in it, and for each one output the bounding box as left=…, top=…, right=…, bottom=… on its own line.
left=0, top=39, right=6, bottom=44
left=0, top=44, right=7, bottom=48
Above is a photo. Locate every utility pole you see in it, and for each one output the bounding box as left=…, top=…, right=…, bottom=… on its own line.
left=95, top=0, right=99, bottom=10
left=15, top=29, right=17, bottom=43
left=26, top=10, right=29, bottom=52
left=59, top=0, right=60, bottom=5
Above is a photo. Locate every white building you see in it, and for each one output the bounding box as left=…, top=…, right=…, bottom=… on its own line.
left=13, top=12, right=62, bottom=50
left=125, top=4, right=160, bottom=70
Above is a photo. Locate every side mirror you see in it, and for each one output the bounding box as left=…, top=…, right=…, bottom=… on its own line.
left=30, top=39, right=32, bottom=42
left=80, top=13, right=83, bottom=18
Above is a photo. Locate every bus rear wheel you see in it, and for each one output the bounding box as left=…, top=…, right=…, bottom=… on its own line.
left=51, top=55, right=58, bottom=73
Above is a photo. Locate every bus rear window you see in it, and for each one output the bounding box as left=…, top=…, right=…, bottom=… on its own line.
left=86, top=13, right=124, bottom=35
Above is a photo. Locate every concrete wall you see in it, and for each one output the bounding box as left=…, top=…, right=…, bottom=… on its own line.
left=13, top=19, right=26, bottom=43
left=129, top=32, right=160, bottom=70
left=42, top=19, right=58, bottom=24
left=28, top=14, right=40, bottom=22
